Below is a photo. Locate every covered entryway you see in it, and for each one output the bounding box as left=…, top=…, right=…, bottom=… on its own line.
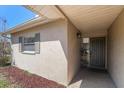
left=59, top=5, right=124, bottom=87
left=68, top=36, right=115, bottom=88
left=58, top=5, right=124, bottom=87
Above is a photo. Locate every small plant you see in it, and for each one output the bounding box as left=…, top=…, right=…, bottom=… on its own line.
left=0, top=56, right=10, bottom=66
left=0, top=80, right=9, bottom=88
left=0, top=38, right=11, bottom=66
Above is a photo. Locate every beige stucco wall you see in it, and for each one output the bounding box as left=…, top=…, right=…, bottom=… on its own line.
left=67, top=21, right=81, bottom=84
left=11, top=19, right=68, bottom=85
left=11, top=18, right=81, bottom=86
left=108, top=9, right=124, bottom=87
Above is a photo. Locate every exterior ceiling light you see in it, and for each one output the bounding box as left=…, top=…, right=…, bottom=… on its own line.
left=77, top=32, right=82, bottom=39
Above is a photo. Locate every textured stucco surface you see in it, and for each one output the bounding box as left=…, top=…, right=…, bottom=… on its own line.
left=67, top=21, right=81, bottom=84
left=11, top=18, right=84, bottom=86
left=108, top=9, right=124, bottom=87
left=11, top=20, right=68, bottom=85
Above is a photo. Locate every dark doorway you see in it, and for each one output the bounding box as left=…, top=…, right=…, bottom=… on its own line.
left=89, top=37, right=105, bottom=69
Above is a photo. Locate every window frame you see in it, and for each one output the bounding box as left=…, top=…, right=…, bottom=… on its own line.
left=23, top=37, right=35, bottom=53
left=19, top=33, right=40, bottom=54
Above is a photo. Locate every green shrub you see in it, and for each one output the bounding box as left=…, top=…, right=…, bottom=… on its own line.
left=0, top=80, right=9, bottom=88
left=0, top=56, right=10, bottom=66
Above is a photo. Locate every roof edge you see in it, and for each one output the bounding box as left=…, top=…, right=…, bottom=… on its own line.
left=5, top=17, right=62, bottom=34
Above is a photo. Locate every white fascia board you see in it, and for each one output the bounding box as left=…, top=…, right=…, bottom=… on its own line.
left=5, top=17, right=60, bottom=34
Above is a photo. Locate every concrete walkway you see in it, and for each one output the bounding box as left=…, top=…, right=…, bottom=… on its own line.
left=68, top=68, right=116, bottom=88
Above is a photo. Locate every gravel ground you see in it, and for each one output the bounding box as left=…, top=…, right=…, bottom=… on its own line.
left=0, top=66, right=65, bottom=88
left=0, top=69, right=21, bottom=88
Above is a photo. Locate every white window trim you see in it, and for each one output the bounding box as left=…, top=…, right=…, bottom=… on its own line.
left=22, top=51, right=35, bottom=54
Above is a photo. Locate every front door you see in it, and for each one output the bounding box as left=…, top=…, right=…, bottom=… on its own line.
left=90, top=37, right=105, bottom=69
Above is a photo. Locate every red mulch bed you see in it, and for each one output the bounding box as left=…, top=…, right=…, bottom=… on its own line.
left=0, top=66, right=65, bottom=88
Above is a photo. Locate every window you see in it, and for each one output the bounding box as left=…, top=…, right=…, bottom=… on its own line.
left=24, top=37, right=35, bottom=44
left=19, top=33, right=40, bottom=54
left=23, top=37, right=35, bottom=52
left=82, top=38, right=89, bottom=43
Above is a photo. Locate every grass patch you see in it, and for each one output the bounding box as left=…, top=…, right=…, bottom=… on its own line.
left=0, top=80, right=9, bottom=88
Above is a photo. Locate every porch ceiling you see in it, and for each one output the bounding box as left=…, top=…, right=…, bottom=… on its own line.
left=24, top=5, right=65, bottom=19
left=59, top=5, right=124, bottom=33
left=25, top=5, right=124, bottom=34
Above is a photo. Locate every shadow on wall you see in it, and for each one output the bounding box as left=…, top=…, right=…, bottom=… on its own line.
left=12, top=39, right=68, bottom=85
left=12, top=39, right=68, bottom=65
left=12, top=34, right=68, bottom=60
left=39, top=40, right=68, bottom=63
